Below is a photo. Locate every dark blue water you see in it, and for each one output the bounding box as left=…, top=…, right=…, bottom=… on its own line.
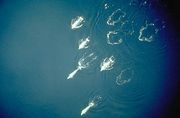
left=0, top=0, right=176, bottom=118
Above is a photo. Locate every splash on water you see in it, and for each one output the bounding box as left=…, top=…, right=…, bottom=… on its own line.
left=107, top=31, right=124, bottom=45
left=138, top=21, right=159, bottom=42
left=78, top=37, right=90, bottom=50
left=104, top=3, right=109, bottom=9
left=67, top=53, right=97, bottom=79
left=116, top=68, right=134, bottom=85
left=107, top=9, right=126, bottom=26
left=100, top=56, right=115, bottom=71
left=71, top=16, right=85, bottom=30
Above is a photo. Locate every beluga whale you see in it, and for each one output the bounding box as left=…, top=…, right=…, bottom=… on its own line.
left=71, top=16, right=85, bottom=30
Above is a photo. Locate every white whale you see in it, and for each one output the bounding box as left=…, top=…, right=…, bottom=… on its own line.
left=67, top=53, right=97, bottom=80
left=78, top=37, right=90, bottom=50
left=100, top=56, right=115, bottom=71
left=81, top=102, right=95, bottom=116
left=71, top=16, right=84, bottom=29
left=67, top=67, right=80, bottom=79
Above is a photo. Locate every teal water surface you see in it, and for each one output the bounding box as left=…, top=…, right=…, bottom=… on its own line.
left=0, top=0, right=172, bottom=118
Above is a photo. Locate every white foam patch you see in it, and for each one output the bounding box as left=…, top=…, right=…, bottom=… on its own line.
left=107, top=31, right=123, bottom=45
left=138, top=22, right=159, bottom=42
left=116, top=68, right=134, bottom=85
left=107, top=9, right=126, bottom=26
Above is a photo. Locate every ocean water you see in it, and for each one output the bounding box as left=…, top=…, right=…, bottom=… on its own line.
left=0, top=0, right=174, bottom=118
